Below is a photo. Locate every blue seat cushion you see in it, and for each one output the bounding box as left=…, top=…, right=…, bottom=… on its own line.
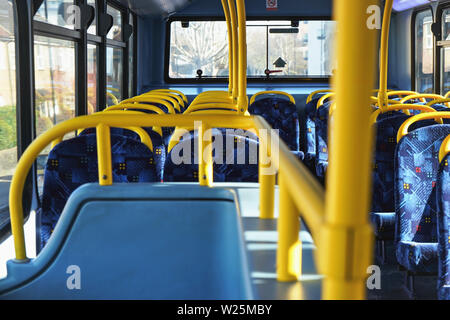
left=396, top=241, right=438, bottom=274
left=300, top=97, right=320, bottom=172
left=370, top=212, right=396, bottom=240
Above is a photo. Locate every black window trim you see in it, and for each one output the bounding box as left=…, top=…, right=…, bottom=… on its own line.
left=164, top=15, right=333, bottom=84
left=435, top=0, right=450, bottom=94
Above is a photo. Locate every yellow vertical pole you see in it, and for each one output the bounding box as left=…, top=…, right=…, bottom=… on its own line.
left=259, top=135, right=275, bottom=219
left=236, top=0, right=248, bottom=113
left=221, top=0, right=234, bottom=96
left=321, top=0, right=378, bottom=299
left=96, top=124, right=113, bottom=186
left=198, top=122, right=213, bottom=186
left=378, top=0, right=393, bottom=111
left=277, top=171, right=302, bottom=281
left=228, top=0, right=239, bottom=103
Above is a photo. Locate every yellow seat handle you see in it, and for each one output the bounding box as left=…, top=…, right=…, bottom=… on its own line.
left=184, top=103, right=238, bottom=114
left=145, top=91, right=185, bottom=109
left=399, top=94, right=443, bottom=104
left=306, top=89, right=333, bottom=103
left=370, top=104, right=439, bottom=124
left=150, top=89, right=188, bottom=104
left=426, top=98, right=450, bottom=107
left=386, top=90, right=418, bottom=98
left=250, top=91, right=296, bottom=105
left=119, top=96, right=176, bottom=114
left=439, top=135, right=450, bottom=163
left=397, top=111, right=450, bottom=142
left=316, top=93, right=335, bottom=109
left=136, top=93, right=181, bottom=112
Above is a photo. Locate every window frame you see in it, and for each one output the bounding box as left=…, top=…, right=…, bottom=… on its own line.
left=435, top=1, right=450, bottom=95
left=411, top=6, right=436, bottom=93
left=164, top=15, right=334, bottom=84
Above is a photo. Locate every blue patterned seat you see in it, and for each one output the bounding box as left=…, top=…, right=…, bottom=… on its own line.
left=436, top=153, right=450, bottom=300
left=315, top=101, right=331, bottom=184
left=164, top=129, right=259, bottom=182
left=300, top=97, right=321, bottom=173
left=395, top=125, right=450, bottom=274
left=79, top=127, right=166, bottom=180
left=249, top=97, right=300, bottom=151
left=38, top=134, right=160, bottom=250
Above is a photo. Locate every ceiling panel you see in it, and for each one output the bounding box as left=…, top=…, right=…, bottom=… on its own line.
left=115, top=0, right=195, bottom=16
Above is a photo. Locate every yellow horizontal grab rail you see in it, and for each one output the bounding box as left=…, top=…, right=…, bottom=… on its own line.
left=400, top=94, right=443, bottom=104
left=386, top=90, right=418, bottom=98
left=439, top=134, right=450, bottom=163
left=369, top=96, right=402, bottom=106
left=150, top=89, right=188, bottom=104
left=426, top=98, right=450, bottom=107
left=249, top=91, right=296, bottom=105
left=397, top=111, right=450, bottom=143
left=120, top=96, right=176, bottom=114
left=9, top=113, right=325, bottom=264
left=306, top=89, right=333, bottom=103
left=104, top=104, right=165, bottom=137
left=445, top=91, right=450, bottom=99
left=188, top=97, right=235, bottom=108
left=370, top=104, right=440, bottom=124
left=184, top=103, right=238, bottom=114
left=135, top=93, right=181, bottom=113
left=317, top=93, right=335, bottom=109
left=143, top=92, right=185, bottom=110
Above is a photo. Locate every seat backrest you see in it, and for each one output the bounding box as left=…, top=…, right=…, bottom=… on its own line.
left=249, top=97, right=299, bottom=151
left=300, top=97, right=321, bottom=170
left=395, top=124, right=450, bottom=244
left=39, top=134, right=159, bottom=249
left=372, top=112, right=436, bottom=212
left=164, top=129, right=259, bottom=183
left=315, top=101, right=331, bottom=180
left=436, top=153, right=450, bottom=300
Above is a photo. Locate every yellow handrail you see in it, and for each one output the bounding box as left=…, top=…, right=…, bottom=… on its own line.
left=9, top=114, right=324, bottom=270
left=322, top=0, right=378, bottom=299
left=184, top=103, right=238, bottom=114
left=378, top=0, right=393, bottom=112
left=399, top=94, right=444, bottom=104
left=370, top=104, right=439, bottom=124
left=119, top=96, right=176, bottom=114
left=106, top=92, right=119, bottom=105
left=136, top=93, right=181, bottom=113
left=439, top=134, right=450, bottom=163
left=426, top=98, right=450, bottom=107
left=445, top=91, right=450, bottom=99
left=306, top=89, right=333, bottom=104
left=150, top=89, right=188, bottom=104
left=397, top=112, right=450, bottom=142
left=317, top=93, right=335, bottom=109
left=249, top=91, right=296, bottom=105
left=229, top=0, right=239, bottom=102
left=236, top=0, right=248, bottom=113
left=222, top=0, right=234, bottom=96
left=143, top=92, right=184, bottom=110
left=386, top=90, right=418, bottom=98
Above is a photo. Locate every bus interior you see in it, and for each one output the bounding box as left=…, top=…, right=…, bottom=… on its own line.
left=0, top=0, right=449, bottom=301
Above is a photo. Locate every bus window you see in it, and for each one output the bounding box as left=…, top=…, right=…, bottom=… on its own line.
left=34, top=0, right=75, bottom=29
left=0, top=0, right=16, bottom=215
left=167, top=19, right=336, bottom=81
left=441, top=8, right=450, bottom=93
left=169, top=21, right=229, bottom=79
left=87, top=44, right=97, bottom=114
left=414, top=10, right=434, bottom=93
left=34, top=36, right=75, bottom=191
left=106, top=46, right=122, bottom=105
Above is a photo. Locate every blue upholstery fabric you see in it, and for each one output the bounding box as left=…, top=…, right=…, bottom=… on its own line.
left=249, top=97, right=300, bottom=151
left=79, top=127, right=166, bottom=180
left=38, top=134, right=159, bottom=249
left=164, top=130, right=259, bottom=182
left=315, top=101, right=331, bottom=182
left=395, top=125, right=450, bottom=273
left=300, top=97, right=320, bottom=172
left=437, top=153, right=450, bottom=300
